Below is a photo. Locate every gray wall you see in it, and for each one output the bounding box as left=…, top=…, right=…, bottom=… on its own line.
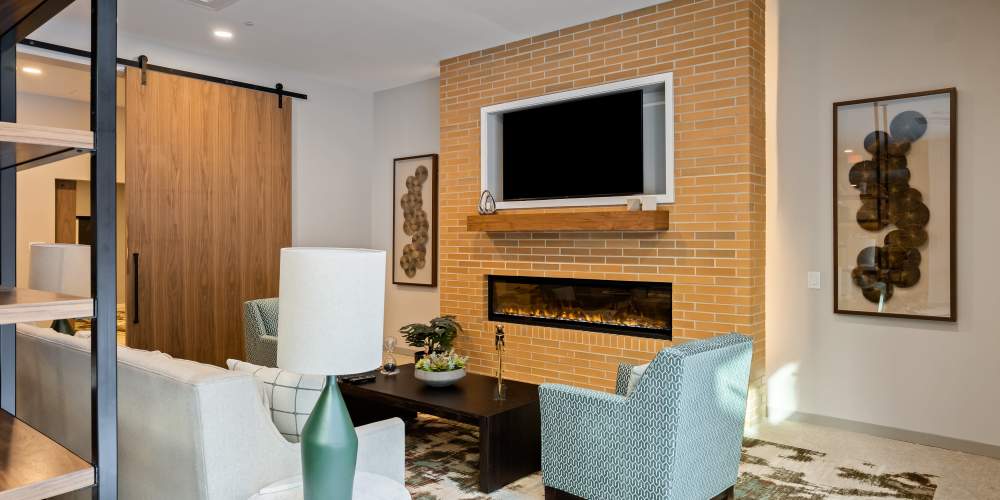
left=766, top=0, right=1000, bottom=446
left=371, top=78, right=441, bottom=349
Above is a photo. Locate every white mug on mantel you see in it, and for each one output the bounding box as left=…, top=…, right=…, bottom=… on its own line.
left=641, top=195, right=658, bottom=211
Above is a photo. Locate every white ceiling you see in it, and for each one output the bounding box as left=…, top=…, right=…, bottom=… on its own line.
left=16, top=53, right=90, bottom=101
left=15, top=53, right=125, bottom=103
left=42, top=0, right=663, bottom=91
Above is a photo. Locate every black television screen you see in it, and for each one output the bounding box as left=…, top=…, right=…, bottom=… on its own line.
left=501, top=90, right=644, bottom=201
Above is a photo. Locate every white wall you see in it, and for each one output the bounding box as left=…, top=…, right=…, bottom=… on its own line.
left=766, top=0, right=1000, bottom=446
left=371, top=78, right=441, bottom=349
left=31, top=21, right=375, bottom=248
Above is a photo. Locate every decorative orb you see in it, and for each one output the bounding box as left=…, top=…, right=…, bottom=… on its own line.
left=864, top=130, right=890, bottom=155
left=890, top=110, right=928, bottom=142
left=849, top=160, right=878, bottom=186
left=888, top=267, right=920, bottom=288
left=884, top=157, right=911, bottom=186
left=888, top=188, right=922, bottom=220
left=858, top=180, right=888, bottom=199
left=887, top=138, right=911, bottom=157
left=885, top=227, right=928, bottom=248
left=895, top=187, right=923, bottom=205
left=861, top=283, right=893, bottom=303
left=414, top=165, right=429, bottom=182
left=856, top=199, right=890, bottom=231
left=851, top=267, right=879, bottom=289
left=895, top=200, right=930, bottom=228
left=884, top=245, right=921, bottom=269
left=856, top=246, right=881, bottom=269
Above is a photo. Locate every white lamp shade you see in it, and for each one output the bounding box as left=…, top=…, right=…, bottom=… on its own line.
left=28, top=244, right=91, bottom=297
left=276, top=248, right=386, bottom=375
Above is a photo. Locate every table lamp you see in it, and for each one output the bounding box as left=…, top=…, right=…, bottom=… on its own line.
left=28, top=243, right=91, bottom=335
left=277, top=247, right=385, bottom=500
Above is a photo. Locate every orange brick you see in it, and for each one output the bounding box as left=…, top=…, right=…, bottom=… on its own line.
left=438, top=0, right=765, bottom=423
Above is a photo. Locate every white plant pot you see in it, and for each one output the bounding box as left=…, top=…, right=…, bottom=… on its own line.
left=414, top=368, right=466, bottom=387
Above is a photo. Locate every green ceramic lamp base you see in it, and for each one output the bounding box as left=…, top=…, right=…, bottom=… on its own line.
left=51, top=318, right=75, bottom=335
left=301, top=375, right=358, bottom=500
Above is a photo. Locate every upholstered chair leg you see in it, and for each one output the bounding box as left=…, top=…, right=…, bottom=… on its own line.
left=710, top=485, right=736, bottom=499
left=544, top=485, right=734, bottom=499
left=544, top=486, right=586, bottom=500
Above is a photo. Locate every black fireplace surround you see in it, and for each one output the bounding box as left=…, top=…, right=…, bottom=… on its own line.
left=487, top=275, right=672, bottom=340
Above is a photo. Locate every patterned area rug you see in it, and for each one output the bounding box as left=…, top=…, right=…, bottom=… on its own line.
left=405, top=415, right=937, bottom=500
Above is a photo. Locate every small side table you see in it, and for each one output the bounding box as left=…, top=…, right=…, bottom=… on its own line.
left=248, top=471, right=410, bottom=500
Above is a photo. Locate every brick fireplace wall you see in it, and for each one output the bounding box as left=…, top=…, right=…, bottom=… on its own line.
left=438, top=0, right=766, bottom=421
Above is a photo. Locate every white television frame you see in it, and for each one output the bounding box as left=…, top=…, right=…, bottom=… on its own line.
left=480, top=71, right=674, bottom=210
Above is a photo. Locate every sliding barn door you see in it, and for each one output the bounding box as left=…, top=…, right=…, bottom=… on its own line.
left=125, top=67, right=291, bottom=366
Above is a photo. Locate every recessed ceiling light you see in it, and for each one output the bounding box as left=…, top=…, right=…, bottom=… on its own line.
left=843, top=149, right=854, bottom=153
left=183, top=0, right=243, bottom=11
left=213, top=30, right=234, bottom=39
left=22, top=66, right=42, bottom=75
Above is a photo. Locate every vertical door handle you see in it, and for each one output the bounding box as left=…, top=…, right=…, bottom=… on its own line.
left=132, top=252, right=140, bottom=324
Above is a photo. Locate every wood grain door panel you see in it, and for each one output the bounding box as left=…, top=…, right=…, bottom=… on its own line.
left=54, top=179, right=77, bottom=243
left=126, top=67, right=291, bottom=366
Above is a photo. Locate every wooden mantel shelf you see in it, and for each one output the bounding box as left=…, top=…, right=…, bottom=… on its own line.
left=0, top=410, right=94, bottom=499
left=467, top=210, right=669, bottom=232
left=0, top=122, right=94, bottom=171
left=0, top=288, right=93, bottom=326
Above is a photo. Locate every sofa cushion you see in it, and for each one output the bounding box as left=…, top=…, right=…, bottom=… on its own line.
left=626, top=362, right=649, bottom=396
left=227, top=359, right=325, bottom=442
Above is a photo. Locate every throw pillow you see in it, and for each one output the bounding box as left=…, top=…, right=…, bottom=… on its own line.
left=626, top=363, right=649, bottom=396
left=227, top=359, right=326, bottom=443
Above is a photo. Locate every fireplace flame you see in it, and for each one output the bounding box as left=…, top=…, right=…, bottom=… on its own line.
left=496, top=305, right=667, bottom=330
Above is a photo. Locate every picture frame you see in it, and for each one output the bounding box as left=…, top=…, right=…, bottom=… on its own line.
left=392, top=154, right=438, bottom=287
left=833, top=88, right=956, bottom=321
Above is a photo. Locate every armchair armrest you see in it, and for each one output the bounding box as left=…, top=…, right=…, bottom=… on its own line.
left=249, top=334, right=278, bottom=367
left=539, top=384, right=627, bottom=449
left=355, top=417, right=406, bottom=484
left=540, top=384, right=631, bottom=495
left=541, top=383, right=627, bottom=406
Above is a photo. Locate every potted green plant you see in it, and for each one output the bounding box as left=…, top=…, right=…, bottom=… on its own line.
left=399, top=315, right=463, bottom=363
left=413, top=351, right=468, bottom=387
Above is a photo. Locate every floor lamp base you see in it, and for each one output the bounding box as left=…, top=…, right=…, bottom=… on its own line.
left=301, top=375, right=358, bottom=500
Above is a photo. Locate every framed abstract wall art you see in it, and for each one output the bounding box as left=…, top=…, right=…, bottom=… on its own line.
left=833, top=88, right=956, bottom=321
left=393, top=154, right=438, bottom=287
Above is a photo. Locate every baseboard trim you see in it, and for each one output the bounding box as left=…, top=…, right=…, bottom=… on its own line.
left=787, top=411, right=1000, bottom=460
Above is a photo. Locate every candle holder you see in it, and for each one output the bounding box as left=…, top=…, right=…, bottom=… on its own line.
left=494, top=324, right=507, bottom=400
left=381, top=338, right=399, bottom=376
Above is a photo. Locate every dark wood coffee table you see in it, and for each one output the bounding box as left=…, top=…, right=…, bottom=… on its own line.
left=339, top=364, right=541, bottom=493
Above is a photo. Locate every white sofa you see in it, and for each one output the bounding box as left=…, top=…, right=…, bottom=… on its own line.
left=14, top=324, right=406, bottom=500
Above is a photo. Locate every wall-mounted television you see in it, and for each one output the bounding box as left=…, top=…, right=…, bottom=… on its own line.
left=480, top=72, right=674, bottom=210
left=500, top=90, right=644, bottom=201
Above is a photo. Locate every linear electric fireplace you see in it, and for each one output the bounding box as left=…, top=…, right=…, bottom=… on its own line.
left=488, top=275, right=672, bottom=339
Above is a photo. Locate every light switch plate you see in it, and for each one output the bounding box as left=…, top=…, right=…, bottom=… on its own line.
left=807, top=271, right=821, bottom=289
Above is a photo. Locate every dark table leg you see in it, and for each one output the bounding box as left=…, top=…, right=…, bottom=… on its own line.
left=478, top=401, right=541, bottom=493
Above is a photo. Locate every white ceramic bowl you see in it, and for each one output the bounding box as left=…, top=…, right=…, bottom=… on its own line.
left=414, top=368, right=466, bottom=387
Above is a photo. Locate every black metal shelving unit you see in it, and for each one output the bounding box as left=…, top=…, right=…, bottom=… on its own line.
left=0, top=0, right=118, bottom=498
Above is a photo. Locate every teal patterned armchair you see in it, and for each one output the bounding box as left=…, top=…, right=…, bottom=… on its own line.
left=243, top=298, right=279, bottom=367
left=539, top=334, right=753, bottom=500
